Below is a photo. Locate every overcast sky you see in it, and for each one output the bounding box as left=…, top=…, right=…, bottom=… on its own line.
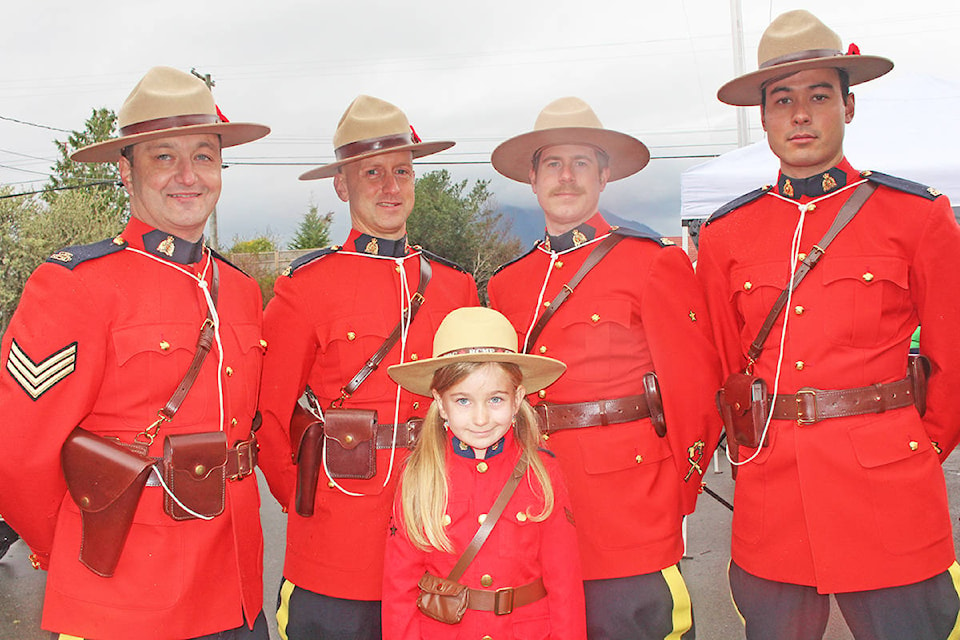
left=2, top=1, right=958, bottom=246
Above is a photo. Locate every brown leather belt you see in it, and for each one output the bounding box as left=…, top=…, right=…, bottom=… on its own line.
left=771, top=376, right=915, bottom=425
left=226, top=437, right=259, bottom=480
left=466, top=577, right=547, bottom=615
left=534, top=395, right=650, bottom=432
left=374, top=419, right=423, bottom=449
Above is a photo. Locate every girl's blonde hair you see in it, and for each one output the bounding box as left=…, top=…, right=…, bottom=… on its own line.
left=399, top=361, right=555, bottom=553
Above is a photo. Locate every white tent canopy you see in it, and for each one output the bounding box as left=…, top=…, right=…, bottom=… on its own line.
left=681, top=72, right=960, bottom=222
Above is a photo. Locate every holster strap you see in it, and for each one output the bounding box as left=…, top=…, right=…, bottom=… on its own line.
left=374, top=419, right=423, bottom=450
left=771, top=376, right=914, bottom=425
left=534, top=395, right=650, bottom=432
left=466, top=577, right=547, bottom=615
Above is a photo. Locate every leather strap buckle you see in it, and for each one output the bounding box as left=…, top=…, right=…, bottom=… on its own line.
left=796, top=388, right=818, bottom=425
left=229, top=439, right=258, bottom=480
left=493, top=587, right=515, bottom=615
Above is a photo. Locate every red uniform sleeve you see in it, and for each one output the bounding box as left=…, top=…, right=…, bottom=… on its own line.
left=641, top=246, right=725, bottom=512
left=381, top=496, right=426, bottom=640
left=0, top=265, right=106, bottom=566
left=908, top=196, right=960, bottom=460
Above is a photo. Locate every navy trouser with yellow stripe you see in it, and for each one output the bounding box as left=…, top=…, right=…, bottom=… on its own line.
left=277, top=577, right=381, bottom=640
left=584, top=563, right=694, bottom=639
left=730, top=560, right=960, bottom=640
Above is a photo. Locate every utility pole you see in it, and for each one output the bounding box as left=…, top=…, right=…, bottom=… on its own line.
left=729, top=0, right=750, bottom=148
left=191, top=68, right=220, bottom=250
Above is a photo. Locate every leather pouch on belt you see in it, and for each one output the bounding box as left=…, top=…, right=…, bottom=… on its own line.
left=162, top=432, right=227, bottom=521
left=323, top=408, right=377, bottom=480
left=908, top=354, right=931, bottom=417
left=417, top=572, right=468, bottom=624
left=642, top=371, right=667, bottom=437
left=290, top=402, right=324, bottom=517
left=61, top=427, right=154, bottom=577
left=716, top=373, right=770, bottom=448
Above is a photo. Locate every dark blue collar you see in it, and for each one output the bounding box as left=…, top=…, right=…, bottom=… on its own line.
left=451, top=435, right=506, bottom=459
left=141, top=229, right=205, bottom=265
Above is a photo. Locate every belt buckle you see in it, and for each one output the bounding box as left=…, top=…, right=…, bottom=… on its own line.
left=493, top=587, right=515, bottom=615
left=795, top=388, right=818, bottom=426
left=230, top=440, right=257, bottom=480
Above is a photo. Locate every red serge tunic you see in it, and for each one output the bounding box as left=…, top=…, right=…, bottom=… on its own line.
left=487, top=213, right=723, bottom=580
left=257, top=230, right=479, bottom=600
left=696, top=160, right=960, bottom=593
left=382, top=431, right=586, bottom=639
left=0, top=218, right=265, bottom=638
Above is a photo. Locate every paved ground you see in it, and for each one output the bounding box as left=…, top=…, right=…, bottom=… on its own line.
left=3, top=454, right=960, bottom=639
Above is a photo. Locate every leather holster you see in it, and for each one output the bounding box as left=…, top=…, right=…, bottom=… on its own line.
left=61, top=427, right=154, bottom=577
left=716, top=373, right=770, bottom=449
left=291, top=402, right=324, bottom=517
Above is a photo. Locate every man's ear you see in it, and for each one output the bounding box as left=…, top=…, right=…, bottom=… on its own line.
left=844, top=92, right=856, bottom=124
left=333, top=172, right=350, bottom=203
left=118, top=156, right=132, bottom=191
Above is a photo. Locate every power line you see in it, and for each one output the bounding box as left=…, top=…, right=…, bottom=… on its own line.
left=0, top=180, right=118, bottom=200
left=0, top=114, right=71, bottom=134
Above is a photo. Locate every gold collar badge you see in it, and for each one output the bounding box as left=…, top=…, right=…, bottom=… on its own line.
left=365, top=237, right=380, bottom=255
left=572, top=229, right=588, bottom=246
left=157, top=235, right=176, bottom=257
left=822, top=172, right=838, bottom=192
left=782, top=179, right=794, bottom=198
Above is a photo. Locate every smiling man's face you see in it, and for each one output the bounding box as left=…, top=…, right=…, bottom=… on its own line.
left=334, top=150, right=416, bottom=240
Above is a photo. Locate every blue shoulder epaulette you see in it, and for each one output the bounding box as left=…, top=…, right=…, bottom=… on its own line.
left=492, top=241, right=541, bottom=276
left=210, top=248, right=250, bottom=276
left=419, top=248, right=469, bottom=274
left=610, top=225, right=671, bottom=247
left=704, top=186, right=772, bottom=227
left=862, top=170, right=943, bottom=201
left=282, top=246, right=341, bottom=277
left=45, top=236, right=127, bottom=270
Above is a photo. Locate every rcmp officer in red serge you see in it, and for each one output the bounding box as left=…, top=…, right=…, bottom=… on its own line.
left=486, top=97, right=723, bottom=639
left=255, top=95, right=479, bottom=639
left=697, top=10, right=960, bottom=639
left=0, top=66, right=271, bottom=639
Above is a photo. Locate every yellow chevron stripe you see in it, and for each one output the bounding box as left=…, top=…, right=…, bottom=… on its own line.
left=6, top=340, right=77, bottom=399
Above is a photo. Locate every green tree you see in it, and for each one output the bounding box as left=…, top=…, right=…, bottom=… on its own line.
left=228, top=236, right=278, bottom=253
left=289, top=204, right=334, bottom=250
left=226, top=233, right=282, bottom=306
left=46, top=107, right=128, bottom=223
left=408, top=170, right=522, bottom=302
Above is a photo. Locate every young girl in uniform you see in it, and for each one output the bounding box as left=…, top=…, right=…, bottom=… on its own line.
left=382, top=306, right=586, bottom=639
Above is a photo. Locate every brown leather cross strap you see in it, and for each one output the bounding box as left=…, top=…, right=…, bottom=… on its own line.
left=158, top=257, right=220, bottom=422
left=523, top=233, right=624, bottom=353
left=447, top=457, right=529, bottom=582
left=335, top=254, right=432, bottom=407
left=534, top=394, right=650, bottom=432
left=746, top=182, right=877, bottom=363
left=770, top=375, right=915, bottom=425
left=466, top=577, right=547, bottom=615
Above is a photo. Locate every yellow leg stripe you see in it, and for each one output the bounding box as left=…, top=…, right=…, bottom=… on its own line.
left=277, top=578, right=296, bottom=640
left=727, top=559, right=747, bottom=628
left=946, top=562, right=960, bottom=640
left=57, top=636, right=84, bottom=640
left=663, top=563, right=693, bottom=640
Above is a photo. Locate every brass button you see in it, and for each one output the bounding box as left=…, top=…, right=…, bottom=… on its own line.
left=538, top=390, right=547, bottom=399
left=225, top=366, right=234, bottom=377
left=259, top=339, right=268, bottom=349
left=80, top=495, right=90, bottom=508
left=555, top=261, right=564, bottom=269
left=794, top=305, right=805, bottom=315
left=806, top=204, right=816, bottom=212
left=346, top=331, right=356, bottom=341
left=635, top=455, right=643, bottom=464
left=231, top=418, right=238, bottom=426
left=344, top=435, right=354, bottom=444
left=478, top=514, right=487, bottom=525
left=542, top=432, right=549, bottom=441
left=539, top=346, right=547, bottom=354
left=591, top=314, right=600, bottom=323
left=477, top=461, right=489, bottom=473
left=797, top=252, right=807, bottom=262
left=328, top=480, right=336, bottom=488
left=909, top=441, right=920, bottom=451
left=194, top=464, right=206, bottom=476
left=516, top=511, right=528, bottom=522
left=482, top=636, right=492, bottom=640
left=159, top=340, right=171, bottom=351
left=862, top=272, right=875, bottom=283
left=412, top=401, right=420, bottom=410
left=443, top=514, right=452, bottom=526
left=410, top=353, right=418, bottom=361
left=395, top=265, right=402, bottom=273
left=543, top=301, right=551, bottom=308
left=795, top=361, right=805, bottom=371
left=480, top=574, right=494, bottom=587
left=743, top=281, right=753, bottom=291
left=112, top=235, right=125, bottom=246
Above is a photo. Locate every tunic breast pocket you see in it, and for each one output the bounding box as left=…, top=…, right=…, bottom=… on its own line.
left=223, top=322, right=265, bottom=409
left=820, top=256, right=910, bottom=348
left=553, top=298, right=633, bottom=383
left=112, top=323, right=207, bottom=427
left=730, top=263, right=785, bottom=345
left=315, top=312, right=391, bottom=391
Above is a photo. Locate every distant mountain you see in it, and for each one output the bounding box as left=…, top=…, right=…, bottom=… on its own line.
left=498, top=204, right=662, bottom=247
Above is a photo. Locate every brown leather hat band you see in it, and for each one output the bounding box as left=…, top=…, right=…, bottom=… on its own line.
left=760, top=48, right=843, bottom=69
left=335, top=132, right=414, bottom=161
left=120, top=113, right=221, bottom=137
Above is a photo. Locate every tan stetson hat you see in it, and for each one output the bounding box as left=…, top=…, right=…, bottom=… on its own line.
left=717, top=10, right=893, bottom=106
left=388, top=307, right=566, bottom=397
left=71, top=66, right=270, bottom=163
left=491, top=97, right=649, bottom=183
left=299, top=95, right=454, bottom=180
